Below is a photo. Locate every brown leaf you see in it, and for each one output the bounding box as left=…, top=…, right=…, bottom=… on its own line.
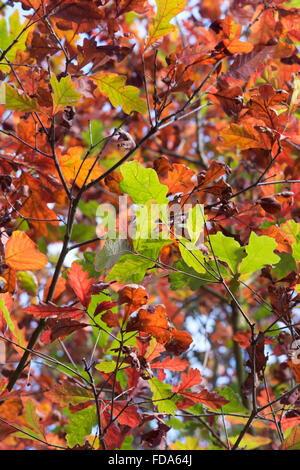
left=101, top=310, right=120, bottom=328
left=50, top=1, right=104, bottom=24
left=41, top=318, right=88, bottom=343
left=0, top=398, right=23, bottom=420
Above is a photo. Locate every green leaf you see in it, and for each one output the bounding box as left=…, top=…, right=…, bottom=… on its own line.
left=292, top=241, right=300, bottom=262
left=108, top=330, right=137, bottom=352
left=16, top=271, right=37, bottom=296
left=105, top=254, right=153, bottom=283
left=120, top=161, right=169, bottom=204
left=13, top=427, right=45, bottom=443
left=283, top=0, right=300, bottom=6
left=149, top=377, right=177, bottom=415
left=24, top=400, right=44, bottom=439
left=54, top=361, right=90, bottom=382
left=88, top=293, right=116, bottom=345
left=93, top=72, right=147, bottom=114
left=78, top=200, right=99, bottom=220
left=134, top=237, right=172, bottom=259
left=119, top=435, right=134, bottom=450
left=187, top=204, right=205, bottom=244
left=50, top=73, right=81, bottom=113
left=254, top=303, right=273, bottom=321
left=271, top=252, right=297, bottom=278
left=209, top=232, right=245, bottom=273
left=5, top=84, right=38, bottom=111
left=95, top=239, right=131, bottom=272
left=95, top=361, right=127, bottom=373
left=0, top=10, right=30, bottom=67
left=178, top=237, right=206, bottom=274
left=169, top=260, right=204, bottom=290
left=102, top=237, right=172, bottom=284
left=65, top=406, right=97, bottom=448
left=169, top=258, right=228, bottom=290
left=82, top=120, right=105, bottom=149
left=134, top=201, right=168, bottom=240
left=171, top=436, right=203, bottom=450
left=69, top=224, right=96, bottom=243
left=0, top=299, right=25, bottom=348
left=219, top=386, right=249, bottom=414
left=239, top=232, right=280, bottom=274
left=79, top=252, right=97, bottom=278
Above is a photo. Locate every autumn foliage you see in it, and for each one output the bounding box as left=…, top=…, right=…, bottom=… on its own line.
left=0, top=0, right=299, bottom=451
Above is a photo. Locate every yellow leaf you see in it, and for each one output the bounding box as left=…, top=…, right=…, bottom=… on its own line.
left=5, top=231, right=48, bottom=271
left=92, top=72, right=147, bottom=114
left=145, top=0, right=187, bottom=51
left=50, top=74, right=81, bottom=114
left=290, top=75, right=300, bottom=112
left=170, top=437, right=203, bottom=450
left=230, top=432, right=271, bottom=450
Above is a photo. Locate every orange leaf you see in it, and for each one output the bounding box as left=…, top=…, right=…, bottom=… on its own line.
left=220, top=123, right=268, bottom=150
left=1, top=267, right=16, bottom=294
left=233, top=331, right=251, bottom=348
left=126, top=305, right=192, bottom=354
left=223, top=38, right=253, bottom=54
left=58, top=146, right=103, bottom=188
left=5, top=231, right=48, bottom=271
left=287, top=360, right=300, bottom=383
left=0, top=398, right=23, bottom=420
left=119, top=284, right=148, bottom=322
left=157, top=162, right=196, bottom=194
left=18, top=174, right=59, bottom=237
left=173, top=368, right=202, bottom=392
left=127, top=304, right=172, bottom=344
left=118, top=284, right=148, bottom=307
left=151, top=356, right=189, bottom=371
left=200, top=161, right=227, bottom=187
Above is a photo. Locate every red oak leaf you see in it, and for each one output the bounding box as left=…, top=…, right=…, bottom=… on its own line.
left=67, top=262, right=96, bottom=308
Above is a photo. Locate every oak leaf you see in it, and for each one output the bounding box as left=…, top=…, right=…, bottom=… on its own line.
left=92, top=72, right=147, bottom=114
left=24, top=303, right=84, bottom=320
left=145, top=0, right=187, bottom=51
left=67, top=262, right=96, bottom=308
left=58, top=146, right=103, bottom=188
left=40, top=318, right=89, bottom=343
